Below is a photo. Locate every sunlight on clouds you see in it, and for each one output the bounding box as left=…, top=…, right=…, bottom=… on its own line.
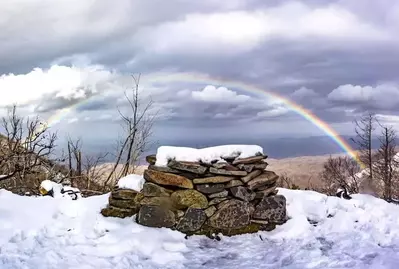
left=0, top=65, right=116, bottom=106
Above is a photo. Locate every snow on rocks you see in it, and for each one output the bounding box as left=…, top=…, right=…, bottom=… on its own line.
left=155, top=145, right=264, bottom=167
left=117, top=174, right=145, bottom=192
left=39, top=180, right=82, bottom=200
left=102, top=145, right=285, bottom=237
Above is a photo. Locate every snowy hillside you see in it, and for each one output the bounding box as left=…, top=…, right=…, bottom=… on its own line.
left=1, top=188, right=399, bottom=268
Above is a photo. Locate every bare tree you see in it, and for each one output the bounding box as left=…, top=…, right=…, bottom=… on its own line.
left=277, top=173, right=300, bottom=190
left=0, top=105, right=57, bottom=194
left=320, top=155, right=362, bottom=194
left=351, top=113, right=376, bottom=181
left=104, top=74, right=156, bottom=186
left=374, top=124, right=398, bottom=201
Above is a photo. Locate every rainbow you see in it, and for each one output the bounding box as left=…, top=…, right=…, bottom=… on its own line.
left=43, top=71, right=363, bottom=167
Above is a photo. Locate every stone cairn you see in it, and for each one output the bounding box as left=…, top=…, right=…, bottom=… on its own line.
left=101, top=152, right=287, bottom=237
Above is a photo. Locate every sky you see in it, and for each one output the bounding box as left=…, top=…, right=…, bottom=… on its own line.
left=1, top=0, right=399, bottom=157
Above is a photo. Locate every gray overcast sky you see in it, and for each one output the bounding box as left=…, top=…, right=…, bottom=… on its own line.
left=1, top=0, right=399, bottom=156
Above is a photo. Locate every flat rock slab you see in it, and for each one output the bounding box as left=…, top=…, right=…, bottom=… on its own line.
left=101, top=206, right=136, bottom=218
left=209, top=167, right=247, bottom=177
left=148, top=165, right=198, bottom=180
left=171, top=189, right=208, bottom=209
left=176, top=208, right=207, bottom=233
left=247, top=171, right=279, bottom=191
left=232, top=155, right=267, bottom=165
left=230, top=186, right=256, bottom=202
left=255, top=185, right=277, bottom=199
left=111, top=189, right=140, bottom=200
left=241, top=169, right=262, bottom=183
left=196, top=183, right=225, bottom=194
left=168, top=160, right=208, bottom=175
left=193, top=176, right=235, bottom=184
left=208, top=190, right=229, bottom=199
left=144, top=169, right=193, bottom=189
left=208, top=197, right=228, bottom=206
left=137, top=205, right=176, bottom=228
left=212, top=162, right=240, bottom=171
left=109, top=195, right=143, bottom=210
left=253, top=195, right=287, bottom=224
left=208, top=199, right=251, bottom=229
left=225, top=179, right=244, bottom=188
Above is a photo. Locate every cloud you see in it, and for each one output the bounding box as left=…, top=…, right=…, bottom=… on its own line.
left=191, top=85, right=251, bottom=103
left=0, top=65, right=116, bottom=107
left=291, top=86, right=318, bottom=99
left=133, top=2, right=390, bottom=58
left=328, top=83, right=399, bottom=109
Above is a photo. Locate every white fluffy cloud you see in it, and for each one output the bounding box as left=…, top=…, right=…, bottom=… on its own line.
left=328, top=83, right=399, bottom=108
left=191, top=85, right=251, bottom=103
left=135, top=1, right=390, bottom=56
left=0, top=65, right=116, bottom=107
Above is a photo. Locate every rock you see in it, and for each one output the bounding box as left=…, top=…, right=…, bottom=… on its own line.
left=109, top=196, right=142, bottom=210
left=176, top=208, right=207, bottom=233
left=168, top=160, right=208, bottom=175
left=208, top=197, right=228, bottom=206
left=204, top=206, right=217, bottom=217
left=101, top=206, right=136, bottom=218
left=209, top=167, right=247, bottom=176
left=241, top=170, right=262, bottom=183
left=148, top=164, right=181, bottom=174
left=208, top=190, right=229, bottom=199
left=111, top=189, right=140, bottom=200
left=216, top=199, right=231, bottom=209
left=225, top=179, right=243, bottom=188
left=144, top=169, right=193, bottom=189
left=175, top=210, right=185, bottom=219
left=251, top=219, right=269, bottom=225
left=232, top=155, right=266, bottom=165
left=253, top=195, right=287, bottom=224
left=142, top=182, right=173, bottom=197
left=247, top=171, right=279, bottom=190
left=255, top=185, right=277, bottom=199
left=148, top=165, right=198, bottom=180
left=140, top=196, right=173, bottom=208
left=193, top=176, right=234, bottom=184
left=137, top=205, right=176, bottom=228
left=230, top=186, right=256, bottom=202
left=171, top=190, right=208, bottom=209
left=196, top=183, right=225, bottom=194
left=238, top=162, right=268, bottom=172
left=212, top=162, right=239, bottom=171
left=146, top=154, right=157, bottom=165
left=237, top=164, right=254, bottom=173
left=208, top=199, right=252, bottom=229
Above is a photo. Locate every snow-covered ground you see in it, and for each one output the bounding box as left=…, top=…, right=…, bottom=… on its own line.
left=1, top=188, right=399, bottom=269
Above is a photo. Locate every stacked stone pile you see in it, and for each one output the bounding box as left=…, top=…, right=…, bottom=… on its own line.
left=101, top=149, right=287, bottom=236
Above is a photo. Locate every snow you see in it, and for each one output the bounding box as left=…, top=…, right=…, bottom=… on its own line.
left=155, top=145, right=264, bottom=166
left=40, top=180, right=82, bottom=200
left=1, top=188, right=399, bottom=268
left=117, top=174, right=145, bottom=192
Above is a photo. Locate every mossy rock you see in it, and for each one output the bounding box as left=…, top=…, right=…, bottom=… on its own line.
left=111, top=189, right=141, bottom=200
left=101, top=206, right=136, bottom=218
left=140, top=196, right=174, bottom=209
left=171, top=189, right=208, bottom=209
left=109, top=198, right=141, bottom=210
